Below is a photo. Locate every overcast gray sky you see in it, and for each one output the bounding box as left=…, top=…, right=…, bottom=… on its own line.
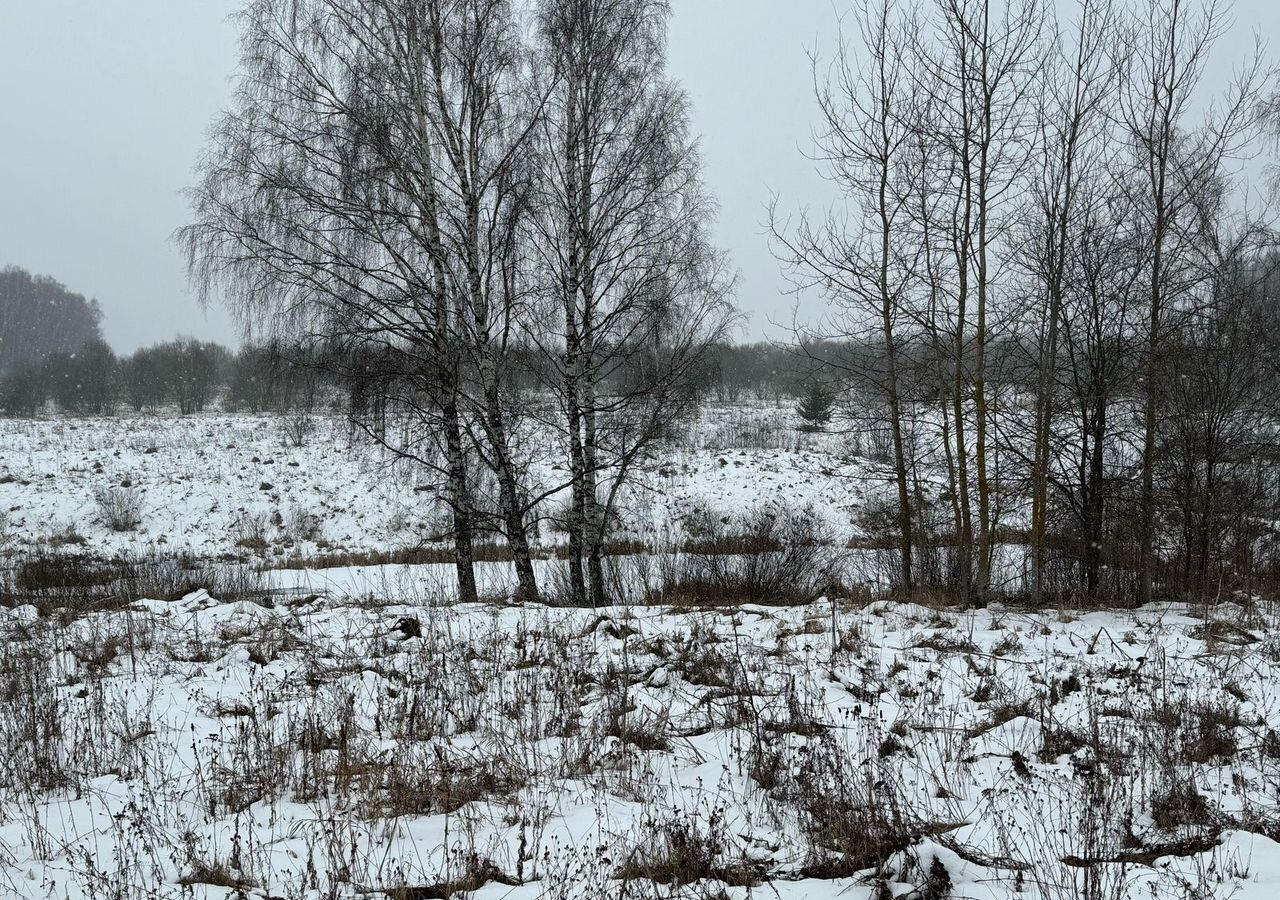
left=1, top=1, right=1276, bottom=352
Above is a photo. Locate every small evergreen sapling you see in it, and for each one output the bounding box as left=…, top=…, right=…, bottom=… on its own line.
left=796, top=382, right=835, bottom=432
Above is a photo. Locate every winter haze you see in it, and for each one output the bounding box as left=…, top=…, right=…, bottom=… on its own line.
left=3, top=1, right=1275, bottom=350
left=6, top=2, right=1280, bottom=899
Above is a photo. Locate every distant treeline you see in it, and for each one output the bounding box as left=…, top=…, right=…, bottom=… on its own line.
left=0, top=337, right=816, bottom=418
left=0, top=267, right=104, bottom=372
left=0, top=332, right=1112, bottom=419
left=0, top=339, right=321, bottom=417
left=0, top=263, right=849, bottom=416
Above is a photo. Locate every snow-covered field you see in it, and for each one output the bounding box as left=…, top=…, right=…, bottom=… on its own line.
left=1, top=591, right=1279, bottom=898
left=3, top=408, right=1280, bottom=899
left=0, top=407, right=882, bottom=562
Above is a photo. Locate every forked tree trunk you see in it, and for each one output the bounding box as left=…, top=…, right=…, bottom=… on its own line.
left=442, top=392, right=479, bottom=605
left=583, top=381, right=608, bottom=606
left=483, top=381, right=540, bottom=603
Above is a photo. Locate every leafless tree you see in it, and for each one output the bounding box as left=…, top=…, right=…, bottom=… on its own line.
left=527, top=0, right=735, bottom=606
left=0, top=267, right=104, bottom=373
left=181, top=0, right=541, bottom=604
left=1019, top=0, right=1116, bottom=602
left=1045, top=183, right=1145, bottom=602
left=907, top=0, right=1045, bottom=599
left=1151, top=176, right=1278, bottom=601
left=770, top=0, right=920, bottom=599
left=1114, top=0, right=1268, bottom=604
left=412, top=0, right=545, bottom=602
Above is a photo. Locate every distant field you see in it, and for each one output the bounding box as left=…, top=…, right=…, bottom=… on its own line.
left=0, top=404, right=892, bottom=565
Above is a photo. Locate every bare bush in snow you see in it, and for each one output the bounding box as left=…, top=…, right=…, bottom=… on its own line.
left=94, top=485, right=143, bottom=532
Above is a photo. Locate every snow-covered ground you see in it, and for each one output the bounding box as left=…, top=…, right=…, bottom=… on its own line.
left=0, top=407, right=887, bottom=562
left=3, top=407, right=1280, bottom=899
left=1, top=591, right=1278, bottom=899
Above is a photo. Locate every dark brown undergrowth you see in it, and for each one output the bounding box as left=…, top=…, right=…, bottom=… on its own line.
left=274, top=539, right=654, bottom=571
left=648, top=504, right=843, bottom=607
left=0, top=549, right=269, bottom=618
left=792, top=734, right=916, bottom=878
left=385, top=855, right=518, bottom=899
left=616, top=806, right=763, bottom=888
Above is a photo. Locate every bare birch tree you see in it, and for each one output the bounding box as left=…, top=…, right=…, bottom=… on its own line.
left=413, top=0, right=544, bottom=602
left=182, top=0, right=540, bottom=603
left=528, top=0, right=735, bottom=606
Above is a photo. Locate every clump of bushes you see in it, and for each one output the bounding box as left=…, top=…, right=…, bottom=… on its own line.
left=94, top=485, right=143, bottom=532
left=655, top=502, right=841, bottom=606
